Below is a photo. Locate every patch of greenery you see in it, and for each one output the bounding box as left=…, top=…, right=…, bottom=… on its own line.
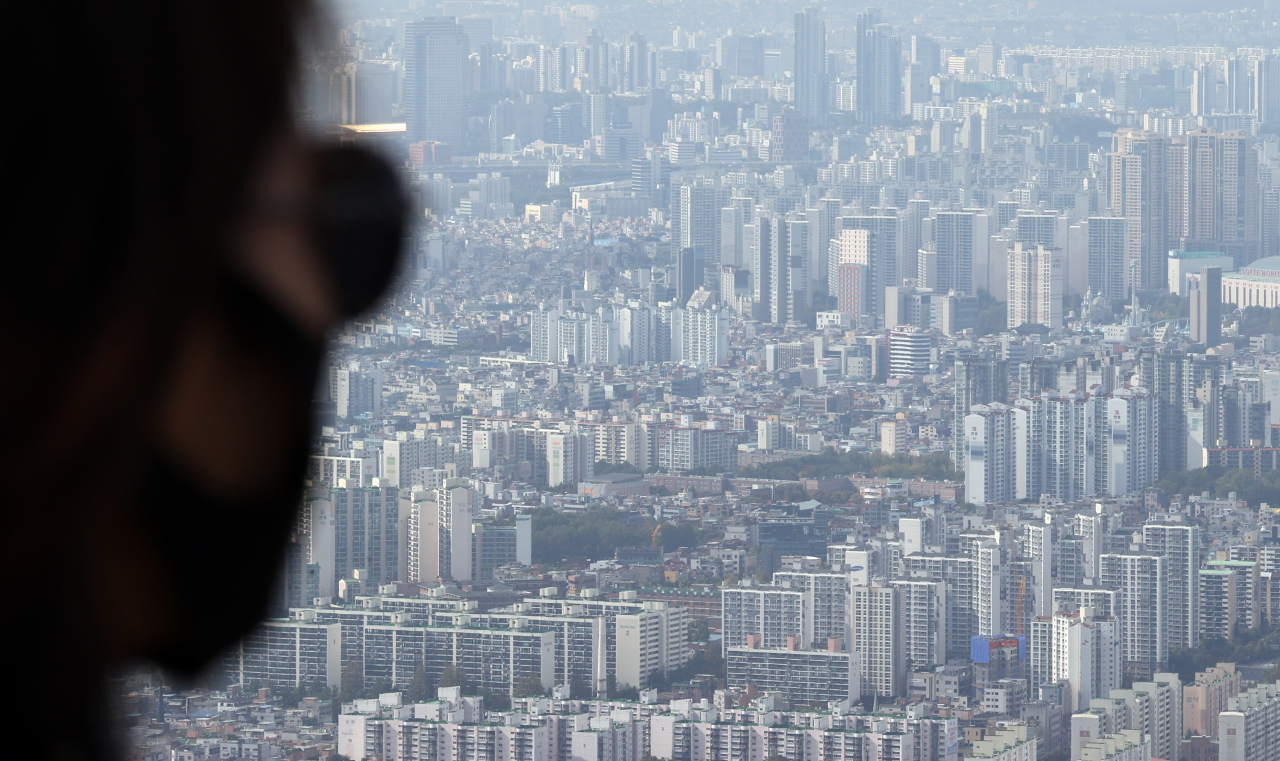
left=1171, top=625, right=1280, bottom=683
left=593, top=460, right=641, bottom=475
left=1235, top=305, right=1280, bottom=337
left=1155, top=466, right=1280, bottom=508
left=976, top=288, right=1007, bottom=336
left=1146, top=292, right=1190, bottom=323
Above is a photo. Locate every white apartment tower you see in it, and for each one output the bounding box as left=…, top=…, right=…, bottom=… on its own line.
left=851, top=581, right=903, bottom=698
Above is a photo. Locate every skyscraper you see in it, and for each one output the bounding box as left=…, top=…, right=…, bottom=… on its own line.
left=1108, top=130, right=1169, bottom=292
left=1183, top=129, right=1259, bottom=265
left=620, top=32, right=648, bottom=93
left=1142, top=519, right=1202, bottom=651
left=851, top=581, right=903, bottom=698
left=1087, top=217, right=1129, bottom=300
left=1190, top=265, right=1223, bottom=346
left=1007, top=243, right=1063, bottom=330
left=955, top=355, right=1009, bottom=473
left=1100, top=552, right=1168, bottom=677
left=404, top=18, right=469, bottom=150
left=793, top=8, right=828, bottom=127
left=855, top=9, right=901, bottom=126
left=1255, top=54, right=1280, bottom=130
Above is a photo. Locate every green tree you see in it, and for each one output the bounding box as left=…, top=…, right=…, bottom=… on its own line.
left=405, top=662, right=431, bottom=703
left=339, top=661, right=364, bottom=704
left=689, top=619, right=711, bottom=643
left=514, top=675, right=545, bottom=697
left=438, top=664, right=467, bottom=691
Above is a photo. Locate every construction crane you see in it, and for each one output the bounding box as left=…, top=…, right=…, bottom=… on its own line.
left=651, top=524, right=663, bottom=552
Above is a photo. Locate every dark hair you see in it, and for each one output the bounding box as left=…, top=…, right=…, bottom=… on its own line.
left=3, top=1, right=309, bottom=757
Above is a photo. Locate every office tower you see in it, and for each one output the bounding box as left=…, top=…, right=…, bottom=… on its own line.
left=842, top=213, right=902, bottom=323
left=793, top=8, right=827, bottom=127
left=1101, top=553, right=1169, bottom=677
left=1184, top=130, right=1259, bottom=265
left=855, top=9, right=901, bottom=126
left=880, top=414, right=906, bottom=454
left=934, top=211, right=981, bottom=296
left=577, top=29, right=608, bottom=91
left=407, top=478, right=472, bottom=582
left=1190, top=265, right=1223, bottom=346
left=955, top=355, right=1009, bottom=472
left=1087, top=217, right=1128, bottom=300
left=964, top=402, right=1016, bottom=505
left=975, top=40, right=1001, bottom=75
left=1255, top=54, right=1280, bottom=130
left=851, top=581, right=903, bottom=698
left=1007, top=243, right=1063, bottom=330
left=887, top=325, right=933, bottom=377
left=404, top=18, right=468, bottom=150
left=338, top=61, right=397, bottom=125
left=721, top=195, right=754, bottom=270
left=675, top=247, right=702, bottom=306
left=620, top=32, right=647, bottom=92
left=1108, top=130, right=1169, bottom=291
left=769, top=113, right=809, bottom=162
left=911, top=35, right=941, bottom=76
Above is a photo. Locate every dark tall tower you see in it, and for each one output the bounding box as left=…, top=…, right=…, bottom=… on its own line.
left=404, top=18, right=469, bottom=149
left=856, top=8, right=901, bottom=125
left=954, top=355, right=1009, bottom=471
left=794, top=8, right=828, bottom=127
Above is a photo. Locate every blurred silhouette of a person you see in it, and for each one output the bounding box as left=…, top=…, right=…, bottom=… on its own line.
left=4, top=1, right=403, bottom=757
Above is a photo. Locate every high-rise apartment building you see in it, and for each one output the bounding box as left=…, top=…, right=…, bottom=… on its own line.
left=955, top=356, right=1009, bottom=473
left=404, top=18, right=468, bottom=150
left=1007, top=243, right=1063, bottom=330
left=1108, top=130, right=1169, bottom=291
left=855, top=9, right=901, bottom=126
left=407, top=478, right=474, bottom=582
left=793, top=8, right=827, bottom=127
left=1183, top=130, right=1259, bottom=265
left=1087, top=217, right=1129, bottom=299
left=974, top=421, right=1027, bottom=504
left=1100, top=552, right=1168, bottom=676
left=1094, top=386, right=1157, bottom=498
left=851, top=581, right=903, bottom=698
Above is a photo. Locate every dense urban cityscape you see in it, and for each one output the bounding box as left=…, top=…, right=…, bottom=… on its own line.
left=117, top=1, right=1280, bottom=761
